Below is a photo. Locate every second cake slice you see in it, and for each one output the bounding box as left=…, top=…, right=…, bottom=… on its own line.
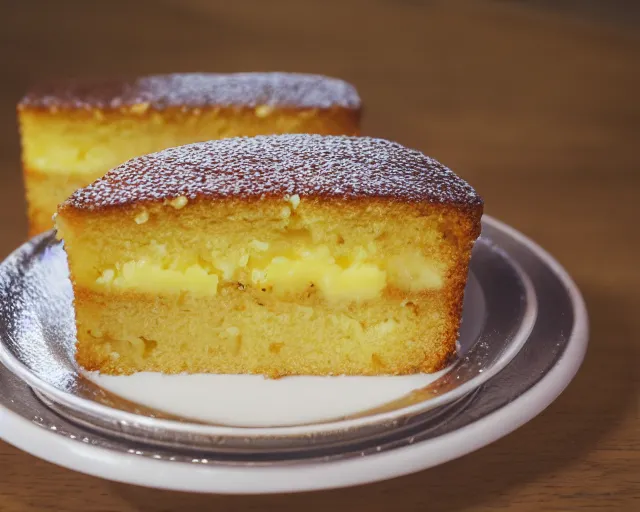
left=20, top=72, right=361, bottom=235
left=56, top=135, right=483, bottom=377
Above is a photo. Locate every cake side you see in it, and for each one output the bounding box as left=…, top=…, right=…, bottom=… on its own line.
left=19, top=106, right=360, bottom=177
left=57, top=196, right=481, bottom=377
left=20, top=109, right=359, bottom=235
left=23, top=169, right=90, bottom=238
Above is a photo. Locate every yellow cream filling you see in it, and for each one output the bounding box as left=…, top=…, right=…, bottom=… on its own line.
left=94, top=244, right=444, bottom=302
left=96, top=262, right=220, bottom=295
left=250, top=247, right=387, bottom=302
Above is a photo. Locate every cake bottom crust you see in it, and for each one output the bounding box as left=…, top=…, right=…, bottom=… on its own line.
left=73, top=286, right=459, bottom=378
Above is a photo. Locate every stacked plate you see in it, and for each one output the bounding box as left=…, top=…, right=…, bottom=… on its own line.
left=0, top=216, right=588, bottom=494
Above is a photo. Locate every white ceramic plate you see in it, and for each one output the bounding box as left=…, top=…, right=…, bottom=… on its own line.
left=0, top=216, right=588, bottom=493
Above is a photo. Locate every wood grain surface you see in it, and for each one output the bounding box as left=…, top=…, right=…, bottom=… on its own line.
left=0, top=1, right=638, bottom=510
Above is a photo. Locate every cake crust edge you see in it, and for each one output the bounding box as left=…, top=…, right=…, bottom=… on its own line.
left=18, top=72, right=362, bottom=112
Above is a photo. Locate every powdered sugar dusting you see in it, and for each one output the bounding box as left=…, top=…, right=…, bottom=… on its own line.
left=62, top=135, right=483, bottom=210
left=20, top=73, right=360, bottom=110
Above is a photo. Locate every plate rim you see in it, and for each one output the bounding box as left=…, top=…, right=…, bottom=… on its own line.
left=0, top=215, right=589, bottom=494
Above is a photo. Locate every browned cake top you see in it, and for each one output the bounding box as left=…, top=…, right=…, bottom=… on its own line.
left=19, top=72, right=361, bottom=111
left=61, top=135, right=483, bottom=211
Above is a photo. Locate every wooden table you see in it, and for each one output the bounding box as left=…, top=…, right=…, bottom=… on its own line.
left=0, top=1, right=638, bottom=510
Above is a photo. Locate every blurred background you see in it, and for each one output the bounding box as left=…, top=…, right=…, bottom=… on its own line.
left=1, top=1, right=637, bottom=241
left=0, top=1, right=638, bottom=511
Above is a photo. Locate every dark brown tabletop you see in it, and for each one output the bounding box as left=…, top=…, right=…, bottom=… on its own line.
left=0, top=1, right=638, bottom=510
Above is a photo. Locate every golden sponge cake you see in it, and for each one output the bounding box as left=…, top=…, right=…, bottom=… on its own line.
left=19, top=72, right=361, bottom=236
left=55, top=135, right=483, bottom=377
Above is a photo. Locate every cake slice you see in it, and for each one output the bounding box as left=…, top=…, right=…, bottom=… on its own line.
left=18, top=72, right=361, bottom=236
left=55, top=135, right=483, bottom=377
